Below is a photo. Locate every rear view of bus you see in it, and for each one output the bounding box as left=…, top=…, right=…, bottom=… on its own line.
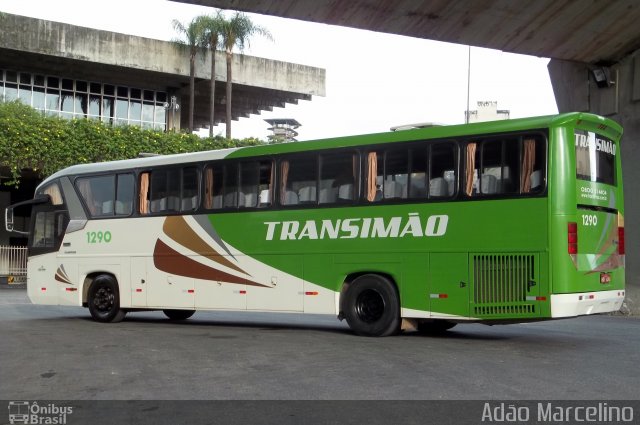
left=550, top=114, right=625, bottom=317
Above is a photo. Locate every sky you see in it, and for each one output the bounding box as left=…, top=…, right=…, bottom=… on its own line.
left=0, top=0, right=559, bottom=141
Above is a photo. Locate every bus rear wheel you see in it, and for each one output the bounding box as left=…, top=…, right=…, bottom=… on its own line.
left=88, top=274, right=126, bottom=323
left=343, top=274, right=400, bottom=337
left=163, top=309, right=195, bottom=320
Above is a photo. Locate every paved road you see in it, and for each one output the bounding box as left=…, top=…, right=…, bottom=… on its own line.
left=1, top=287, right=639, bottom=400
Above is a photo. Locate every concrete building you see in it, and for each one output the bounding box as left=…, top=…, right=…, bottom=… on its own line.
left=0, top=13, right=325, bottom=131
left=466, top=101, right=510, bottom=123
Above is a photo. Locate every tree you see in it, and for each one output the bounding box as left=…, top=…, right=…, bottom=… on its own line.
left=171, top=17, right=207, bottom=133
left=199, top=12, right=226, bottom=138
left=220, top=12, right=272, bottom=139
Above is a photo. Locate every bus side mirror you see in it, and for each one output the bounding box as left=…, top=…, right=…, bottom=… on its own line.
left=5, top=207, right=14, bottom=232
left=5, top=206, right=29, bottom=236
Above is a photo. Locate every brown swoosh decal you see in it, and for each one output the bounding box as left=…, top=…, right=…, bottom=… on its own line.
left=153, top=239, right=269, bottom=287
left=163, top=216, right=246, bottom=275
left=55, top=265, right=72, bottom=285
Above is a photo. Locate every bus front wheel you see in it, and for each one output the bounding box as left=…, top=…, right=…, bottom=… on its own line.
left=87, top=274, right=126, bottom=323
left=163, top=309, right=195, bottom=320
left=343, top=274, right=400, bottom=337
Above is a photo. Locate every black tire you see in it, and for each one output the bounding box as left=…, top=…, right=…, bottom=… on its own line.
left=343, top=274, right=400, bottom=337
left=163, top=309, right=195, bottom=320
left=87, top=274, right=126, bottom=323
left=417, top=320, right=457, bottom=334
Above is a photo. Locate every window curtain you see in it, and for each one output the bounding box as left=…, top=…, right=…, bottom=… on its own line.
left=366, top=152, right=377, bottom=202
left=204, top=167, right=214, bottom=209
left=43, top=184, right=63, bottom=206
left=465, top=143, right=477, bottom=196
left=279, top=160, right=289, bottom=204
left=139, top=172, right=149, bottom=214
left=76, top=180, right=96, bottom=214
left=520, top=139, right=536, bottom=193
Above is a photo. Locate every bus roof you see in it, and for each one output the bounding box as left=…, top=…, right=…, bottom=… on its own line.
left=39, top=112, right=621, bottom=189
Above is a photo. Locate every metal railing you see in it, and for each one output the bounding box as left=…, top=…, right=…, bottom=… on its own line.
left=0, top=246, right=28, bottom=284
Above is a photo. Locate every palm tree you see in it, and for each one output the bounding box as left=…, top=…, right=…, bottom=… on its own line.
left=220, top=12, right=272, bottom=139
left=199, top=12, right=226, bottom=137
left=171, top=17, right=207, bottom=132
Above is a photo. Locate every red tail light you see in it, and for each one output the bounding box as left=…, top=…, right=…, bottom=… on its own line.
left=568, top=222, right=578, bottom=254
left=618, top=227, right=625, bottom=255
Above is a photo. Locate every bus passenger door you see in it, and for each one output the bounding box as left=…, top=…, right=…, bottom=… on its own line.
left=429, top=253, right=469, bottom=319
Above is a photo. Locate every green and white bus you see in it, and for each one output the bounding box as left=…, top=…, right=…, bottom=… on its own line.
left=5, top=112, right=625, bottom=336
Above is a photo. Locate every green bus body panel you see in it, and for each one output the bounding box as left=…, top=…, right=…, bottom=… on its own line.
left=208, top=198, right=549, bottom=318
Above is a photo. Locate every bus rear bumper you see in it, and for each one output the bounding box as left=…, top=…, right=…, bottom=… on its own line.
left=550, top=289, right=625, bottom=318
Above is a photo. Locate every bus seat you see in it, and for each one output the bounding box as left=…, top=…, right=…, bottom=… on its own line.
left=410, top=180, right=426, bottom=197
left=429, top=178, right=447, bottom=197
left=149, top=198, right=166, bottom=212
left=259, top=189, right=271, bottom=205
left=384, top=181, right=402, bottom=199
left=284, top=191, right=298, bottom=205
left=298, top=186, right=317, bottom=203
left=338, top=184, right=353, bottom=201
left=224, top=192, right=238, bottom=207
left=484, top=166, right=511, bottom=192
left=166, top=196, right=180, bottom=211
left=530, top=170, right=542, bottom=190
left=243, top=193, right=256, bottom=208
left=319, top=187, right=337, bottom=203
left=212, top=195, right=222, bottom=209
left=443, top=172, right=456, bottom=195
left=102, top=200, right=113, bottom=214
left=481, top=174, right=498, bottom=194
left=115, top=201, right=131, bottom=215
left=181, top=196, right=198, bottom=211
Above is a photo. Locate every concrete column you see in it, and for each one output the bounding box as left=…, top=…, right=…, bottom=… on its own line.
left=549, top=50, right=640, bottom=314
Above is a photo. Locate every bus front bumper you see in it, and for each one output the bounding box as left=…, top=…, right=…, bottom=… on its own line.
left=550, top=289, right=625, bottom=318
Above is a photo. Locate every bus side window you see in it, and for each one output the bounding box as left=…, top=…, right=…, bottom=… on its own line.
left=223, top=164, right=239, bottom=208
left=203, top=165, right=224, bottom=209
left=76, top=175, right=115, bottom=217
left=429, top=143, right=456, bottom=198
left=466, top=136, right=544, bottom=197
left=115, top=173, right=134, bottom=215
left=258, top=161, right=273, bottom=207
left=521, top=137, right=545, bottom=193
left=408, top=148, right=428, bottom=198
left=383, top=150, right=409, bottom=200
left=279, top=155, right=317, bottom=206
left=181, top=167, right=199, bottom=212
left=320, top=151, right=357, bottom=204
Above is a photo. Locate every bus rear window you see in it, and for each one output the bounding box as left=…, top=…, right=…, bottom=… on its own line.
left=575, top=131, right=616, bottom=186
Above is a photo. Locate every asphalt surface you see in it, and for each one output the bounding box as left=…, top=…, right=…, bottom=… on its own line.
left=1, top=286, right=639, bottom=401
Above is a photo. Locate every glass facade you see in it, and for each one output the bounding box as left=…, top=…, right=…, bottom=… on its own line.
left=0, top=69, right=167, bottom=130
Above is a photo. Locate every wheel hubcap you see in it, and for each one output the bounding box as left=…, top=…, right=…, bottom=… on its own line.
left=93, top=286, right=114, bottom=313
left=355, top=289, right=385, bottom=323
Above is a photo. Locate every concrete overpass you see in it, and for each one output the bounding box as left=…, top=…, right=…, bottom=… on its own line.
left=0, top=13, right=325, bottom=131
left=175, top=0, right=640, bottom=313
